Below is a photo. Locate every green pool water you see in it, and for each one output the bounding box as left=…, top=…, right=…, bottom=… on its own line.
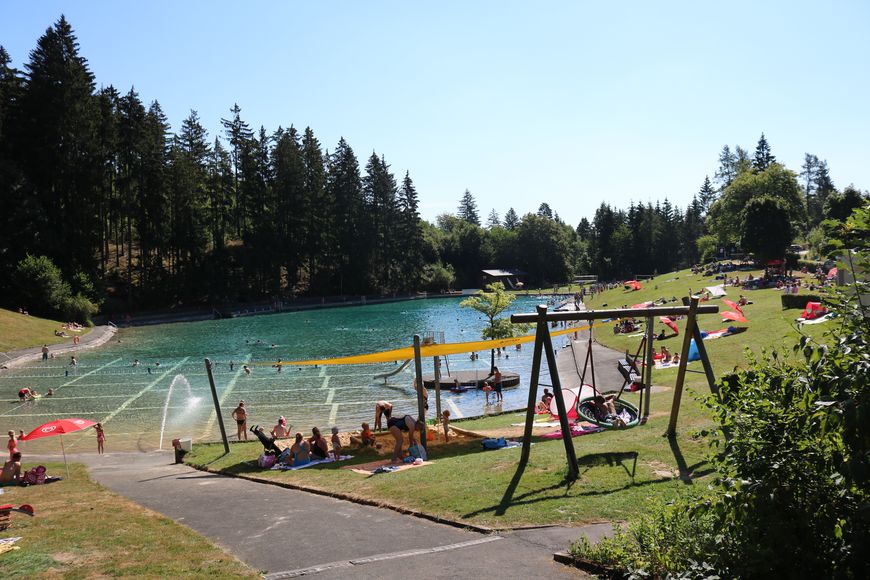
left=2, top=296, right=565, bottom=452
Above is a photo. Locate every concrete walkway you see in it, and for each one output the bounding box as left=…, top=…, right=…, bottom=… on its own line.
left=0, top=324, right=117, bottom=369
left=69, top=451, right=598, bottom=578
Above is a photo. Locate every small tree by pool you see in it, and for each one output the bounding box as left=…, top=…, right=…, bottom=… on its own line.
left=460, top=282, right=525, bottom=372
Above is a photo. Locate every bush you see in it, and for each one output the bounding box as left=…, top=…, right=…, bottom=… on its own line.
left=62, top=293, right=98, bottom=324
left=573, top=281, right=870, bottom=577
left=780, top=293, right=821, bottom=310
left=12, top=254, right=72, bottom=318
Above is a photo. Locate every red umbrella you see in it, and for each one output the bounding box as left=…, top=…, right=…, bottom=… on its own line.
left=721, top=310, right=748, bottom=323
left=20, top=418, right=97, bottom=477
left=659, top=316, right=679, bottom=335
left=722, top=299, right=744, bottom=315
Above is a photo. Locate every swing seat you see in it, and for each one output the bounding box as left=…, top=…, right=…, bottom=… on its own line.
left=576, top=396, right=641, bottom=429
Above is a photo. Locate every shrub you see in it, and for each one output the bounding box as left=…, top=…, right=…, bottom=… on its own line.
left=62, top=293, right=98, bottom=325
left=12, top=254, right=72, bottom=318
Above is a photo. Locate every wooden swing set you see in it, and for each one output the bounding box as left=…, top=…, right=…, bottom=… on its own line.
left=510, top=297, right=720, bottom=481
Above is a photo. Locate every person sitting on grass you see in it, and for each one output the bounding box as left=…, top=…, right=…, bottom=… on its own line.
left=289, top=432, right=310, bottom=467
left=330, top=427, right=342, bottom=461
left=660, top=346, right=671, bottom=363
left=1, top=451, right=22, bottom=485
left=672, top=352, right=681, bottom=365
left=387, top=415, right=425, bottom=464
left=309, top=427, right=329, bottom=460
left=271, top=416, right=291, bottom=439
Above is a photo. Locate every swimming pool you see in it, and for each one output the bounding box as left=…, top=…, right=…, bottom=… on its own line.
left=1, top=296, right=565, bottom=452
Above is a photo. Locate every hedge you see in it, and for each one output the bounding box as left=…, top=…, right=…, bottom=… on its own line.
left=781, top=294, right=821, bottom=310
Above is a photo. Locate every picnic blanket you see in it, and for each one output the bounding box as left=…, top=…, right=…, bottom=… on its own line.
left=344, top=459, right=434, bottom=475
left=541, top=424, right=603, bottom=439
left=798, top=313, right=832, bottom=325
left=511, top=421, right=561, bottom=428
left=271, top=455, right=353, bottom=471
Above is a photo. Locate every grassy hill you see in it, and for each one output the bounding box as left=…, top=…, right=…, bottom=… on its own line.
left=582, top=267, right=831, bottom=389
left=0, top=308, right=91, bottom=352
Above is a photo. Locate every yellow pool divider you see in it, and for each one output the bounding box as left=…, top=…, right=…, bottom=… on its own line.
left=262, top=319, right=617, bottom=367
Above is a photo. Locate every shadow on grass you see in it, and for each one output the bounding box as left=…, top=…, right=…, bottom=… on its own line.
left=578, top=451, right=638, bottom=481
left=667, top=435, right=712, bottom=484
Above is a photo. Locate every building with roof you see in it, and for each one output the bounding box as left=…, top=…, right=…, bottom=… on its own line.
left=480, top=269, right=528, bottom=290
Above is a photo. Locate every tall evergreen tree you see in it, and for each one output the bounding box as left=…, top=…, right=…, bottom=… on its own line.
left=537, top=202, right=553, bottom=219
left=698, top=175, right=717, bottom=215
left=326, top=137, right=365, bottom=294
left=485, top=209, right=500, bottom=229
left=715, top=145, right=738, bottom=188
left=753, top=133, right=776, bottom=171
left=397, top=171, right=423, bottom=290
left=271, top=126, right=305, bottom=293
left=457, top=189, right=480, bottom=225
left=300, top=127, right=328, bottom=291
left=503, top=207, right=519, bottom=230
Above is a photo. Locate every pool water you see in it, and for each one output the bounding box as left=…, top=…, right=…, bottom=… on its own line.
left=1, top=296, right=563, bottom=452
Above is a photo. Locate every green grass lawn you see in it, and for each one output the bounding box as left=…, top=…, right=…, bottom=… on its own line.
left=1, top=462, right=256, bottom=578
left=186, top=268, right=836, bottom=529
left=0, top=308, right=90, bottom=352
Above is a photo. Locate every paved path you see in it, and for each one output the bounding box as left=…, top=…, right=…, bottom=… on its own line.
left=60, top=451, right=598, bottom=578
left=0, top=324, right=117, bottom=369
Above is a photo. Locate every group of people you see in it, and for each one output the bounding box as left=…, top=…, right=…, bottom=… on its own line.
left=657, top=346, right=680, bottom=365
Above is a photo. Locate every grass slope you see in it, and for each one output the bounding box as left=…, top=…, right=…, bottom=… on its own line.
left=185, top=268, right=833, bottom=528
left=1, top=462, right=256, bottom=578
left=0, top=309, right=90, bottom=353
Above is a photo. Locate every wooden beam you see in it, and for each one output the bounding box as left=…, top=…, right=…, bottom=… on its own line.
left=667, top=297, right=700, bottom=436
left=412, top=335, right=427, bottom=448
left=512, top=304, right=719, bottom=324
left=539, top=305, right=580, bottom=481
left=519, top=313, right=547, bottom=465
left=691, top=323, right=719, bottom=396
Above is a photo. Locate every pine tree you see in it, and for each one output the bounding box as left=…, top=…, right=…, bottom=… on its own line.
left=326, top=137, right=365, bottom=294
left=537, top=202, right=553, bottom=219
left=715, top=145, right=737, bottom=188
left=503, top=208, right=519, bottom=230
left=397, top=171, right=423, bottom=290
left=272, top=126, right=305, bottom=292
left=576, top=217, right=590, bottom=240
left=698, top=175, right=717, bottom=215
left=486, top=209, right=501, bottom=229
left=301, top=127, right=328, bottom=291
left=457, top=189, right=480, bottom=225
left=15, top=16, right=101, bottom=275
left=753, top=133, right=776, bottom=170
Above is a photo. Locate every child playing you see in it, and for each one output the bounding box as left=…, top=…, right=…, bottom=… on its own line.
left=441, top=410, right=450, bottom=442
left=350, top=422, right=376, bottom=447
left=330, top=426, right=342, bottom=461
left=95, top=422, right=105, bottom=454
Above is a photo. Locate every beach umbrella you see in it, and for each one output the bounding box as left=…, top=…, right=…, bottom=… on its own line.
left=721, top=310, right=748, bottom=324
left=659, top=316, right=679, bottom=335
left=20, top=418, right=97, bottom=478
left=722, top=299, right=743, bottom=315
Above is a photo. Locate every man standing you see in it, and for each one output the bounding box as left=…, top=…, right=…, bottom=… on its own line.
left=231, top=400, right=248, bottom=441
left=41, top=344, right=49, bottom=362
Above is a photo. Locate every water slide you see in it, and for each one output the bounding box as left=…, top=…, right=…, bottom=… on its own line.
left=373, top=359, right=412, bottom=381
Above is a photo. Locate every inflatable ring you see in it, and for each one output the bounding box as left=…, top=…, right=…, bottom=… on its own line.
left=576, top=396, right=641, bottom=429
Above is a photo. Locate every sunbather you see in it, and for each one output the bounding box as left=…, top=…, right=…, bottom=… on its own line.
left=1, top=451, right=22, bottom=485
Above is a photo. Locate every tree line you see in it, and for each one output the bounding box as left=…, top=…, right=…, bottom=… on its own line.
left=1, top=17, right=866, bottom=322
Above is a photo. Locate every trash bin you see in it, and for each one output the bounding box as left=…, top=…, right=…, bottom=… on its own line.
left=172, top=438, right=186, bottom=464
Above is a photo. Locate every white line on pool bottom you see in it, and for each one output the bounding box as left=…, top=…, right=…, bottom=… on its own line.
left=0, top=356, right=123, bottom=417
left=328, top=403, right=339, bottom=424
left=324, top=389, right=334, bottom=404
left=100, top=357, right=190, bottom=426
left=264, top=536, right=502, bottom=579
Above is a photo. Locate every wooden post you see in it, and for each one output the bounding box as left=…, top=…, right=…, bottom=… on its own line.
left=539, top=305, right=580, bottom=481
left=643, top=315, right=655, bottom=421
left=691, top=323, right=718, bottom=395
left=667, top=298, right=700, bottom=437
left=519, top=310, right=547, bottom=466
left=412, top=335, right=427, bottom=448
left=205, top=358, right=230, bottom=455
left=433, top=355, right=443, bottom=424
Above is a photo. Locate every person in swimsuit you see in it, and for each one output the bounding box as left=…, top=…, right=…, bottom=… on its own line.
left=18, top=388, right=31, bottom=402
left=309, top=427, right=329, bottom=459
left=350, top=422, right=376, bottom=447
left=1, top=451, right=22, bottom=485
left=94, top=422, right=105, bottom=454
left=231, top=401, right=248, bottom=441
left=374, top=401, right=393, bottom=431
left=387, top=415, right=425, bottom=463
left=485, top=366, right=504, bottom=402
left=7, top=430, right=18, bottom=460
left=289, top=433, right=310, bottom=466
left=271, top=416, right=291, bottom=439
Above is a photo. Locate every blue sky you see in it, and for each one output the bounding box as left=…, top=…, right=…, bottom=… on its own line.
left=2, top=1, right=868, bottom=226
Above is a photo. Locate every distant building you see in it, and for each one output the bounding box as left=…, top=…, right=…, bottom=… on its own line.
left=480, top=269, right=527, bottom=290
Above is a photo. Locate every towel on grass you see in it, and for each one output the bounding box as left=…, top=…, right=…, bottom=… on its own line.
left=541, top=424, right=603, bottom=439
left=271, top=455, right=353, bottom=471
left=511, top=421, right=561, bottom=428
left=343, top=459, right=434, bottom=475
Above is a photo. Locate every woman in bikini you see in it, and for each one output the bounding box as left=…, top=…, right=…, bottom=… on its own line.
left=374, top=401, right=393, bottom=432
left=289, top=433, right=310, bottom=466
left=308, top=427, right=329, bottom=460
left=387, top=414, right=424, bottom=464
left=231, top=401, right=248, bottom=441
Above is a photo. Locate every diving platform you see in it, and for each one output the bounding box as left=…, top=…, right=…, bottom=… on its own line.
left=422, top=370, right=521, bottom=390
